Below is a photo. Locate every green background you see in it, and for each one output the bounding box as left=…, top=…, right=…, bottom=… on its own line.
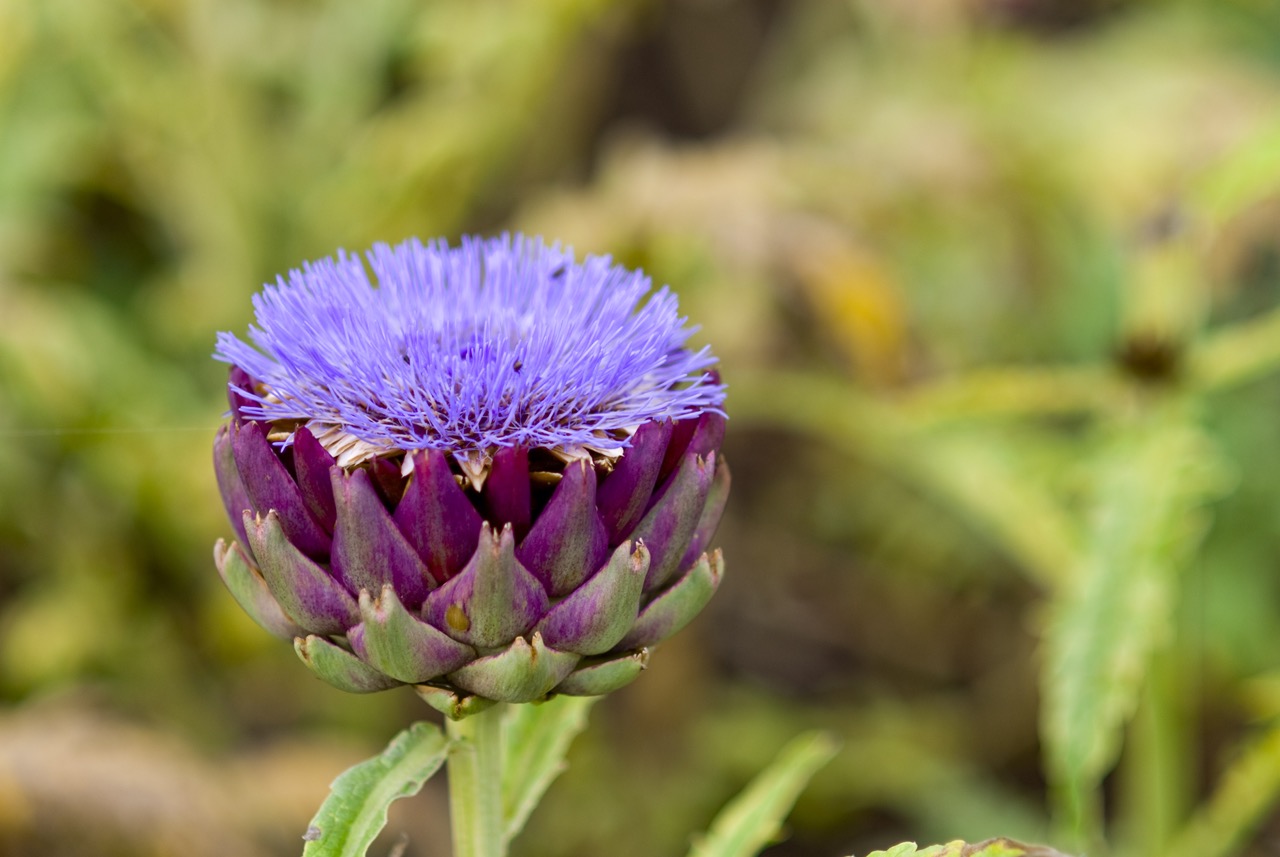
left=5, top=1, right=1280, bottom=855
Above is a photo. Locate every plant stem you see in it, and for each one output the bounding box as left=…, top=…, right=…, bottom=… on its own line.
left=447, top=704, right=506, bottom=857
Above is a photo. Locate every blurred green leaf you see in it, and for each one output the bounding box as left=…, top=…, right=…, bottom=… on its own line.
left=901, top=367, right=1124, bottom=424
left=687, top=731, right=839, bottom=857
left=502, top=695, right=596, bottom=844
left=1166, top=721, right=1280, bottom=857
left=1191, top=303, right=1280, bottom=392
left=1195, top=119, right=1280, bottom=233
left=7, top=1, right=1280, bottom=854
left=1042, top=408, right=1226, bottom=839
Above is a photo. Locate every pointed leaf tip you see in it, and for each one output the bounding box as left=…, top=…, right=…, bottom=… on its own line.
left=517, top=459, right=609, bottom=596
left=214, top=538, right=306, bottom=640
left=292, top=425, right=338, bottom=532
left=247, top=511, right=358, bottom=636
left=679, top=454, right=731, bottom=571
left=633, top=450, right=716, bottom=591
left=395, top=449, right=484, bottom=584
left=619, top=549, right=723, bottom=650
left=424, top=523, right=549, bottom=649
left=553, top=648, right=650, bottom=696
left=598, top=419, right=673, bottom=541
left=332, top=467, right=435, bottom=608
left=413, top=684, right=497, bottom=720
left=447, top=633, right=579, bottom=703
left=232, top=419, right=331, bottom=558
left=352, top=585, right=475, bottom=683
left=536, top=540, right=649, bottom=655
left=295, top=635, right=402, bottom=693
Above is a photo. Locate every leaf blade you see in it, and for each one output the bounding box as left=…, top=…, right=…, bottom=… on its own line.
left=688, top=731, right=839, bottom=857
left=1041, top=413, right=1224, bottom=837
left=303, top=721, right=450, bottom=857
left=501, top=695, right=597, bottom=843
left=1166, top=722, right=1280, bottom=857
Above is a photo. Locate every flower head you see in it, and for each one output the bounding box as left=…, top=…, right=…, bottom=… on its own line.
left=215, top=234, right=724, bottom=468
left=212, top=235, right=729, bottom=713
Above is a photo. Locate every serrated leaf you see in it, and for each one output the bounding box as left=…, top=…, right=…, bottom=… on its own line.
left=501, top=695, right=596, bottom=843
left=687, top=731, right=839, bottom=857
left=1042, top=413, right=1225, bottom=833
left=302, top=721, right=449, bottom=857
left=858, top=839, right=1073, bottom=857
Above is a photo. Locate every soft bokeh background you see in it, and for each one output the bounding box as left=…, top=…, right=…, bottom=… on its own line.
left=6, top=1, right=1280, bottom=855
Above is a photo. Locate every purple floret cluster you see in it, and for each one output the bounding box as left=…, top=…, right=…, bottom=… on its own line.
left=215, top=234, right=725, bottom=454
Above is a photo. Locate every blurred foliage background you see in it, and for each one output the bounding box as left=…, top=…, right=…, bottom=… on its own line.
left=6, top=1, right=1280, bottom=856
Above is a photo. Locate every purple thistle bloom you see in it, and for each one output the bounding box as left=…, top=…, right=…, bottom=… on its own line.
left=212, top=234, right=730, bottom=711
left=215, top=234, right=725, bottom=460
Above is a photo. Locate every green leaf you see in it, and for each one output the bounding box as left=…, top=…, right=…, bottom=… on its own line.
left=1193, top=118, right=1280, bottom=233
left=1041, top=411, right=1225, bottom=836
left=1165, top=721, right=1280, bottom=857
left=1190, top=303, right=1280, bottom=394
left=687, top=731, right=839, bottom=857
left=858, top=839, right=1074, bottom=857
left=302, top=721, right=449, bottom=857
left=501, top=695, right=597, bottom=843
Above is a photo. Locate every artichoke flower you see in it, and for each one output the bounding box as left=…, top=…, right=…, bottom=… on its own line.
left=212, top=235, right=728, bottom=714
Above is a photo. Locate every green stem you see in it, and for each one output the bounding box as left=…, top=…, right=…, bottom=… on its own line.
left=447, top=704, right=506, bottom=857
